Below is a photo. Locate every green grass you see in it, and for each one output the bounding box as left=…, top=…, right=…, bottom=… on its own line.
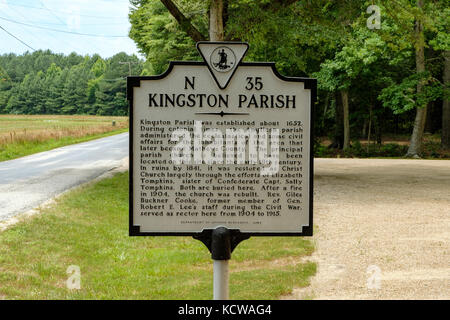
left=0, top=115, right=126, bottom=134
left=0, top=172, right=315, bottom=300
left=0, top=115, right=129, bottom=162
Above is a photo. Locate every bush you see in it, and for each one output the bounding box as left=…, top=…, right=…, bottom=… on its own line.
left=378, top=143, right=408, bottom=157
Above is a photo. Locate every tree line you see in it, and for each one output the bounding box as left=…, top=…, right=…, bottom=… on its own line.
left=1, top=1, right=448, bottom=157
left=129, top=0, right=449, bottom=157
left=0, top=50, right=143, bottom=116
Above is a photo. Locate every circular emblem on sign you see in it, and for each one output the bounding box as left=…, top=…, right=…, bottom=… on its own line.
left=210, top=46, right=236, bottom=73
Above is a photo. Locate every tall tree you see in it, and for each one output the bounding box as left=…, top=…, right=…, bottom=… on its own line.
left=406, top=0, right=427, bottom=158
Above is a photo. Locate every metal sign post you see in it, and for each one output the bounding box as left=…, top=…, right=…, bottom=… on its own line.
left=127, top=41, right=315, bottom=299
left=213, top=259, right=229, bottom=300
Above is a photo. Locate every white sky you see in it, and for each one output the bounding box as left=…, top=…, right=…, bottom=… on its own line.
left=0, top=0, right=142, bottom=58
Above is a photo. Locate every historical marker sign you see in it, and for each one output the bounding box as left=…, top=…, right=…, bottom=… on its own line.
left=128, top=42, right=315, bottom=236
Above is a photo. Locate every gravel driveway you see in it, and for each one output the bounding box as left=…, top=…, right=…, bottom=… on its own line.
left=285, top=158, right=450, bottom=300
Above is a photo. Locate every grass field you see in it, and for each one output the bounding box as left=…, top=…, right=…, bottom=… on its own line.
left=0, top=115, right=129, bottom=162
left=0, top=172, right=316, bottom=300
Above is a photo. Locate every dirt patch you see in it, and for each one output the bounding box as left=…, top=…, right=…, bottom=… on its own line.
left=283, top=158, right=450, bottom=300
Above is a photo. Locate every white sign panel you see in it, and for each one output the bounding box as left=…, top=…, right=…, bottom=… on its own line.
left=128, top=42, right=315, bottom=236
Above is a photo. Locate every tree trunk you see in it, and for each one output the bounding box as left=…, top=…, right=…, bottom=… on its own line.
left=424, top=101, right=434, bottom=133
left=209, top=0, right=224, bottom=41
left=407, top=108, right=427, bottom=157
left=329, top=93, right=344, bottom=149
left=442, top=50, right=450, bottom=149
left=341, top=89, right=350, bottom=150
left=406, top=0, right=427, bottom=158
left=362, top=119, right=367, bottom=138
left=375, top=108, right=382, bottom=145
left=322, top=93, right=330, bottom=131
left=367, top=104, right=373, bottom=154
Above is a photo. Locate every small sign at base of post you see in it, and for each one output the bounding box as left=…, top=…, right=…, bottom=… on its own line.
left=127, top=42, right=315, bottom=300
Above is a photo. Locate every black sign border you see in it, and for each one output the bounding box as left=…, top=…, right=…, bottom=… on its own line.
left=127, top=61, right=316, bottom=237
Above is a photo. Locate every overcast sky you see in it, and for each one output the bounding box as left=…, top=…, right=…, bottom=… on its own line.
left=0, top=0, right=142, bottom=58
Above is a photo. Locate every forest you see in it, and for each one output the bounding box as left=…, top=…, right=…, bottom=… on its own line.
left=0, top=51, right=143, bottom=116
left=128, top=0, right=449, bottom=158
left=1, top=0, right=449, bottom=158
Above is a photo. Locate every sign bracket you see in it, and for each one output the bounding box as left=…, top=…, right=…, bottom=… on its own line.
left=193, top=227, right=250, bottom=260
left=193, top=227, right=250, bottom=300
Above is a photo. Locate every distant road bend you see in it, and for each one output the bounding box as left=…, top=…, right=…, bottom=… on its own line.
left=0, top=132, right=129, bottom=222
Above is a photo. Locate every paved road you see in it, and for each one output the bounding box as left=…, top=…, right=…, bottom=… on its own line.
left=0, top=132, right=128, bottom=222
